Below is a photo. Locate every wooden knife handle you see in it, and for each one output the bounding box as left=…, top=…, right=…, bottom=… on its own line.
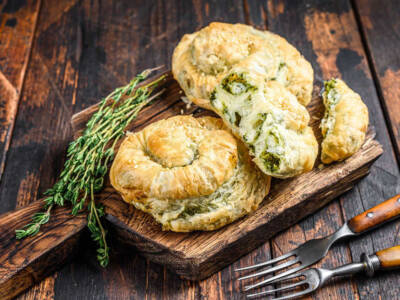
left=0, top=199, right=86, bottom=300
left=348, top=194, right=400, bottom=233
left=376, top=246, right=400, bottom=269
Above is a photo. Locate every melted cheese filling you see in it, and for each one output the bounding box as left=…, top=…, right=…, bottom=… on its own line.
left=211, top=71, right=311, bottom=177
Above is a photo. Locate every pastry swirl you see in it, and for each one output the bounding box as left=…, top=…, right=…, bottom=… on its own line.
left=110, top=115, right=270, bottom=231
left=172, top=22, right=314, bottom=110
left=320, top=79, right=369, bottom=164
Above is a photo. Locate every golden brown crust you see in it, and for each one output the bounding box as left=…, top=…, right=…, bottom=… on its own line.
left=110, top=116, right=237, bottom=200
left=110, top=115, right=271, bottom=232
left=172, top=22, right=314, bottom=109
left=321, top=79, right=369, bottom=164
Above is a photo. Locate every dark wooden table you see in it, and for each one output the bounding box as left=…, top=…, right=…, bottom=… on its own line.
left=1, top=0, right=399, bottom=299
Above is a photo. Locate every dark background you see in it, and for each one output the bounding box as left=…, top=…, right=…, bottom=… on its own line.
left=0, top=0, right=400, bottom=299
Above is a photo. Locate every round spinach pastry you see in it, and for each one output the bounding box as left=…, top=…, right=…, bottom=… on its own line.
left=110, top=115, right=271, bottom=232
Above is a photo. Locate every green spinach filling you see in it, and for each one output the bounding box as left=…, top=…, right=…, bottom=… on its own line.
left=322, top=79, right=341, bottom=137
left=260, top=151, right=281, bottom=172
left=260, top=128, right=283, bottom=172
left=210, top=90, right=217, bottom=104
left=221, top=73, right=257, bottom=95
left=246, top=113, right=268, bottom=144
left=234, top=112, right=242, bottom=127
left=323, top=79, right=340, bottom=107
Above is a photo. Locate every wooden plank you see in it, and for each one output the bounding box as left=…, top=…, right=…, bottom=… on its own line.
left=354, top=0, right=400, bottom=163
left=0, top=0, right=83, bottom=299
left=0, top=1, right=59, bottom=299
left=0, top=1, right=393, bottom=299
left=265, top=1, right=400, bottom=299
left=0, top=201, right=86, bottom=300
left=0, top=0, right=41, bottom=205
left=352, top=4, right=400, bottom=295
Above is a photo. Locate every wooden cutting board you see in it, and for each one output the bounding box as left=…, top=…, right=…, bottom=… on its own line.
left=0, top=71, right=383, bottom=299
left=72, top=71, right=383, bottom=280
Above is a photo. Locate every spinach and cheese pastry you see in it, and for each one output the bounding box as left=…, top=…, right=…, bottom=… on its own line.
left=172, top=22, right=314, bottom=110
left=109, top=115, right=271, bottom=232
left=320, top=79, right=369, bottom=164
left=211, top=68, right=318, bottom=178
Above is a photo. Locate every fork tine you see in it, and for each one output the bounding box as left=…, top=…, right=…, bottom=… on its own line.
left=239, top=258, right=298, bottom=281
left=270, top=286, right=315, bottom=300
left=235, top=250, right=295, bottom=271
left=246, top=280, right=307, bottom=298
left=270, top=271, right=305, bottom=283
left=244, top=264, right=304, bottom=291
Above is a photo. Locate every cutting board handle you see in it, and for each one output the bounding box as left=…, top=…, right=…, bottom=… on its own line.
left=0, top=200, right=87, bottom=300
left=348, top=194, right=400, bottom=233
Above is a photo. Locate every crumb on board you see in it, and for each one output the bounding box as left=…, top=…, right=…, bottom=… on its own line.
left=181, top=96, right=193, bottom=109
left=318, top=163, right=324, bottom=170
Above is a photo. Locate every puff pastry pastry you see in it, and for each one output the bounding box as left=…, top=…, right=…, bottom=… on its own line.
left=172, top=22, right=314, bottom=110
left=211, top=68, right=318, bottom=178
left=320, top=79, right=369, bottom=164
left=110, top=115, right=270, bottom=232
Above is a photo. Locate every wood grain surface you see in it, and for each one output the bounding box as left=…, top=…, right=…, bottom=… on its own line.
left=0, top=0, right=399, bottom=299
left=354, top=0, right=400, bottom=162
left=0, top=201, right=86, bottom=300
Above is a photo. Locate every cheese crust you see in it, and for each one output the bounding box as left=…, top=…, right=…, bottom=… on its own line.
left=320, top=79, right=369, bottom=164
left=110, top=115, right=270, bottom=231
left=172, top=22, right=314, bottom=109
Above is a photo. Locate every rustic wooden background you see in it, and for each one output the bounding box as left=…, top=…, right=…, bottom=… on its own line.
left=0, top=0, right=399, bottom=299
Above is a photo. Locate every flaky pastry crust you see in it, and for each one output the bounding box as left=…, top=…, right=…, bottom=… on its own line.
left=320, top=79, right=369, bottom=164
left=110, top=115, right=270, bottom=232
left=172, top=22, right=314, bottom=109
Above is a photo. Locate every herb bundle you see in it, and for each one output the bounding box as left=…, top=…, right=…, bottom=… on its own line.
left=16, top=69, right=165, bottom=267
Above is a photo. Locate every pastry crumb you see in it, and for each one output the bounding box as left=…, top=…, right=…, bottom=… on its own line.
left=181, top=96, right=193, bottom=109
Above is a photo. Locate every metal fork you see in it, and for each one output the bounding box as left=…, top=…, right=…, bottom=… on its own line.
left=236, top=194, right=400, bottom=291
left=246, top=245, right=400, bottom=299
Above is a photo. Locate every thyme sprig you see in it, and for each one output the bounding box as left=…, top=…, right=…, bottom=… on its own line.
left=16, top=69, right=165, bottom=267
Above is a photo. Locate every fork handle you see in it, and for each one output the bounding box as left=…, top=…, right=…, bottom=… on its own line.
left=348, top=194, right=400, bottom=233
left=375, top=245, right=400, bottom=270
